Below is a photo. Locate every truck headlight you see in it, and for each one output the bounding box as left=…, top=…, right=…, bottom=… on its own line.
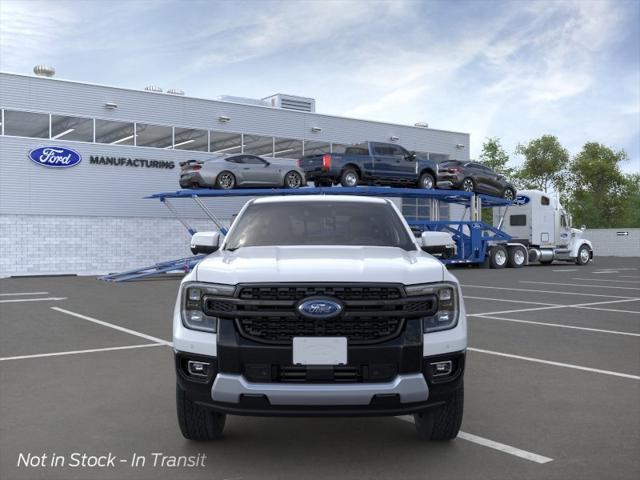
left=405, top=282, right=459, bottom=333
left=181, top=283, right=235, bottom=332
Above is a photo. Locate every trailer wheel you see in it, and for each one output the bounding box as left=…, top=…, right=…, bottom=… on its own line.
left=490, top=245, right=508, bottom=269
left=507, top=246, right=526, bottom=268
left=576, top=245, right=591, bottom=265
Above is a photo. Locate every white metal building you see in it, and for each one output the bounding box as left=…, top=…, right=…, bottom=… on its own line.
left=0, top=70, right=470, bottom=276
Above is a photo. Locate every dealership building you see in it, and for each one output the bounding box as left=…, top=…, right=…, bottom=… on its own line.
left=0, top=69, right=470, bottom=277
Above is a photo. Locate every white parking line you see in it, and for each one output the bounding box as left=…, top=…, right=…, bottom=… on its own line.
left=464, top=296, right=558, bottom=306
left=0, top=297, right=67, bottom=304
left=520, top=281, right=640, bottom=291
left=472, top=315, right=640, bottom=337
left=593, top=270, right=620, bottom=274
left=552, top=269, right=578, bottom=272
left=620, top=275, right=640, bottom=279
left=461, top=284, right=637, bottom=299
left=51, top=307, right=172, bottom=346
left=0, top=291, right=49, bottom=296
left=468, top=347, right=640, bottom=380
left=396, top=416, right=553, bottom=464
left=467, top=298, right=640, bottom=317
left=572, top=278, right=640, bottom=284
left=0, top=343, right=166, bottom=361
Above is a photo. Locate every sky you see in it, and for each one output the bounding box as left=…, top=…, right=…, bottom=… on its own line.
left=1, top=0, right=638, bottom=173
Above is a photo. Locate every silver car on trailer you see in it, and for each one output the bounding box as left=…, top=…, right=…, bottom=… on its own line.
left=180, top=154, right=306, bottom=189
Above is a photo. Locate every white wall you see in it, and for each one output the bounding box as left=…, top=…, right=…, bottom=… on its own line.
left=585, top=228, right=640, bottom=257
left=0, top=215, right=225, bottom=277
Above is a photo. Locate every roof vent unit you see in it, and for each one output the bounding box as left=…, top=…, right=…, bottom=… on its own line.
left=144, top=85, right=163, bottom=93
left=167, top=88, right=185, bottom=96
left=414, top=122, right=429, bottom=128
left=262, top=94, right=316, bottom=113
left=33, top=65, right=55, bottom=77
left=216, top=95, right=270, bottom=107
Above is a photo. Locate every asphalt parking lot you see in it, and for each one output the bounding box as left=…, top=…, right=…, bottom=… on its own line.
left=1, top=257, right=639, bottom=480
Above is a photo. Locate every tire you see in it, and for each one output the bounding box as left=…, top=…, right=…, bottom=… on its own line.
left=418, top=172, right=435, bottom=189
left=176, top=383, right=226, bottom=441
left=414, top=384, right=464, bottom=441
left=340, top=168, right=359, bottom=187
left=490, top=245, right=508, bottom=269
left=461, top=177, right=475, bottom=193
left=284, top=170, right=303, bottom=189
left=216, top=171, right=236, bottom=190
left=502, top=187, right=515, bottom=201
left=575, top=244, right=591, bottom=265
left=507, top=246, right=526, bottom=268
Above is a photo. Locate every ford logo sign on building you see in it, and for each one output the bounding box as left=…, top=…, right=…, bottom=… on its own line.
left=28, top=146, right=82, bottom=168
left=297, top=298, right=343, bottom=319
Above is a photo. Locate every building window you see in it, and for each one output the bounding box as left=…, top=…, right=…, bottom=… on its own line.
left=135, top=123, right=173, bottom=148
left=3, top=110, right=49, bottom=138
left=244, top=134, right=274, bottom=156
left=95, top=119, right=135, bottom=145
left=331, top=143, right=349, bottom=154
left=51, top=114, right=93, bottom=142
left=303, top=140, right=330, bottom=156
left=210, top=131, right=243, bottom=154
left=173, top=127, right=208, bottom=151
left=273, top=137, right=303, bottom=159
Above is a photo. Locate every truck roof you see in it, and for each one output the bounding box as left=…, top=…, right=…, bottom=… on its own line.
left=252, top=195, right=388, bottom=205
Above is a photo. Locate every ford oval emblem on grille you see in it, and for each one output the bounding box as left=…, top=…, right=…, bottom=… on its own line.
left=297, top=298, right=343, bottom=319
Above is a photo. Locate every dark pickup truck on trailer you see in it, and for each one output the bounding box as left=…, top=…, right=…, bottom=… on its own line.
left=298, top=142, right=439, bottom=189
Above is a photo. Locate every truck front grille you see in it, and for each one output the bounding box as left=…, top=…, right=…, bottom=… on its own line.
left=236, top=316, right=403, bottom=344
left=204, top=283, right=437, bottom=346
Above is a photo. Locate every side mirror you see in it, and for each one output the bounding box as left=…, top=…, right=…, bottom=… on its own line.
left=406, top=151, right=417, bottom=161
left=419, top=231, right=456, bottom=258
left=190, top=232, right=220, bottom=255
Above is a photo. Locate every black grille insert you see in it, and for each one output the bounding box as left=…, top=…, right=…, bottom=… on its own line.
left=204, top=283, right=436, bottom=345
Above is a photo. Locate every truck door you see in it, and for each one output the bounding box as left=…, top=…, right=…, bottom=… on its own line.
left=558, top=211, right=571, bottom=247
left=372, top=143, right=414, bottom=182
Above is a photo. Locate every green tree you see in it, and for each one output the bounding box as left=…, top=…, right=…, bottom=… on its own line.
left=479, top=137, right=514, bottom=177
left=567, top=142, right=629, bottom=228
left=515, top=135, right=569, bottom=193
left=619, top=174, right=640, bottom=227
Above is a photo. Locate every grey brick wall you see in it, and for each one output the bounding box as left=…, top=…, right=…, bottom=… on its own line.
left=586, top=228, right=640, bottom=257
left=0, top=215, right=227, bottom=277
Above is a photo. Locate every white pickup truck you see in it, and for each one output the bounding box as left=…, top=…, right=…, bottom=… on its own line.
left=173, top=195, right=467, bottom=441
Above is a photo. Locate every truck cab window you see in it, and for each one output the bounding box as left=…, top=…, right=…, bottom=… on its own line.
left=541, top=196, right=550, bottom=206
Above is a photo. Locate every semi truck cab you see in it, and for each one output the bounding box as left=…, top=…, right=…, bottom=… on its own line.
left=495, top=190, right=593, bottom=265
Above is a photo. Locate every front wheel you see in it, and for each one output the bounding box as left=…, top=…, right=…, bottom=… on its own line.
left=284, top=171, right=303, bottom=189
left=418, top=172, right=435, bottom=189
left=414, top=384, right=464, bottom=441
left=176, top=384, right=226, bottom=441
left=502, top=187, right=515, bottom=201
left=576, top=245, right=591, bottom=265
left=340, top=168, right=359, bottom=187
left=216, top=171, right=236, bottom=190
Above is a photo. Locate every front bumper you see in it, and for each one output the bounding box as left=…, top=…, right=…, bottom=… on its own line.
left=176, top=350, right=465, bottom=417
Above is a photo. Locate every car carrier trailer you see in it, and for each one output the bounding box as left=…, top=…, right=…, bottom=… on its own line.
left=99, top=186, right=593, bottom=282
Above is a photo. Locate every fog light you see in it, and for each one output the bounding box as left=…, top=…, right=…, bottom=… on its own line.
left=431, top=360, right=453, bottom=377
left=187, top=361, right=209, bottom=377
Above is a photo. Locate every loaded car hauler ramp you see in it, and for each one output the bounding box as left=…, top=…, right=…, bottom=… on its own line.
left=100, top=186, right=513, bottom=282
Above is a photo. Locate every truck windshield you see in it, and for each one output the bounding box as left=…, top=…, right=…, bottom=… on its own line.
left=224, top=201, right=416, bottom=251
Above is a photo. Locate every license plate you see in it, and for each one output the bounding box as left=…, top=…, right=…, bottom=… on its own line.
left=292, top=337, right=347, bottom=365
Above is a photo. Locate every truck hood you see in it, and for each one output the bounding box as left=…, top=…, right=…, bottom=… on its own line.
left=194, top=246, right=445, bottom=284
